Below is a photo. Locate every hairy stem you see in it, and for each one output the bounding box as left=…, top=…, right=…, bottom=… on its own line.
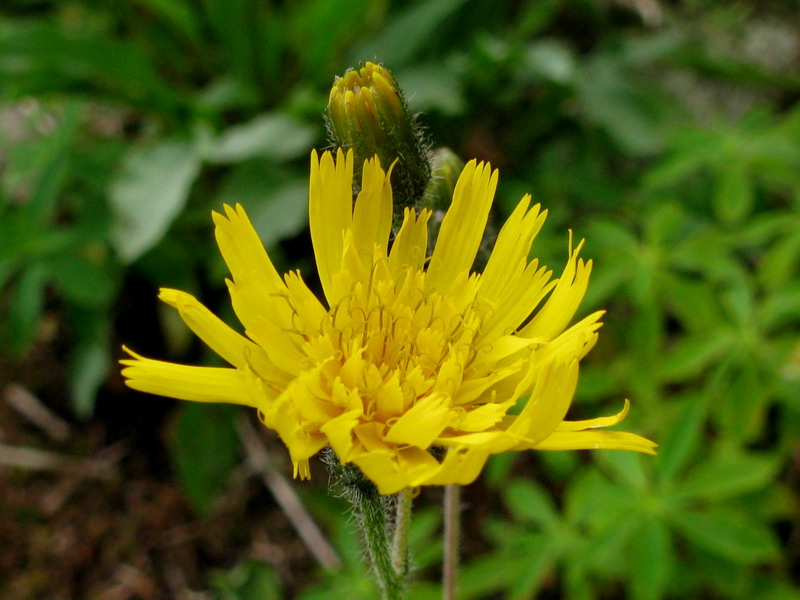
left=323, top=451, right=406, bottom=599
left=357, top=486, right=404, bottom=600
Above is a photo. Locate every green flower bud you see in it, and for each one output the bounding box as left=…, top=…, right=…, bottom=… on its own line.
left=326, top=62, right=431, bottom=214
left=423, top=147, right=465, bottom=212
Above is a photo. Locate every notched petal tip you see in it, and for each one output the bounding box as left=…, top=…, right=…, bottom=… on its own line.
left=120, top=344, right=143, bottom=363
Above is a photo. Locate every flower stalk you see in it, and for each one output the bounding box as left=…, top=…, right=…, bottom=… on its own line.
left=391, top=488, right=414, bottom=575
left=443, top=484, right=461, bottom=600
left=324, top=449, right=407, bottom=599
left=358, top=488, right=405, bottom=600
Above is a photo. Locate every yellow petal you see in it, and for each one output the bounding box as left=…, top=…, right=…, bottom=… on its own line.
left=375, top=372, right=405, bottom=421
left=455, top=399, right=516, bottom=432
left=213, top=203, right=285, bottom=294
left=536, top=311, right=604, bottom=367
left=309, top=149, right=354, bottom=304
left=519, top=236, right=592, bottom=341
left=214, top=205, right=297, bottom=340
left=237, top=309, right=305, bottom=376
left=478, top=262, right=555, bottom=343
left=436, top=429, right=517, bottom=453
left=320, top=409, right=362, bottom=461
left=352, top=155, right=393, bottom=261
left=283, top=271, right=329, bottom=330
left=480, top=196, right=546, bottom=305
left=532, top=430, right=657, bottom=454
left=388, top=208, right=430, bottom=278
left=353, top=446, right=439, bottom=494
left=556, top=399, right=630, bottom=432
left=508, top=358, right=579, bottom=444
left=158, top=288, right=283, bottom=383
left=354, top=422, right=393, bottom=454
left=384, top=394, right=453, bottom=448
left=426, top=160, right=498, bottom=295
left=412, top=447, right=489, bottom=487
left=121, top=347, right=256, bottom=406
left=260, top=391, right=328, bottom=470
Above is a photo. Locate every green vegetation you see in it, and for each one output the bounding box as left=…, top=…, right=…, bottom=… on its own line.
left=1, top=1, right=798, bottom=598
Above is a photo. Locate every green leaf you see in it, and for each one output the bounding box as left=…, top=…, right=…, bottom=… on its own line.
left=514, top=0, right=560, bottom=38
left=24, top=141, right=70, bottom=227
left=677, top=451, right=780, bottom=502
left=397, top=63, right=465, bottom=115
left=690, top=547, right=755, bottom=599
left=720, top=278, right=754, bottom=328
left=4, top=102, right=81, bottom=228
left=69, top=334, right=110, bottom=419
left=0, top=259, right=17, bottom=290
left=287, top=0, right=376, bottom=78
left=134, top=0, right=203, bottom=44
left=483, top=451, right=517, bottom=487
left=594, top=451, right=648, bottom=492
left=575, top=56, right=670, bottom=156
left=753, top=579, right=800, bottom=600
left=0, top=23, right=178, bottom=109
left=46, top=252, right=117, bottom=309
left=565, top=469, right=639, bottom=529
left=170, top=403, right=241, bottom=514
left=504, top=479, right=559, bottom=529
left=407, top=508, right=442, bottom=569
left=110, top=140, right=201, bottom=263
left=218, top=162, right=309, bottom=248
left=209, top=113, right=317, bottom=164
left=658, top=332, right=733, bottom=382
left=713, top=359, right=767, bottom=443
left=586, top=220, right=640, bottom=256
left=758, top=227, right=800, bottom=290
left=563, top=563, right=597, bottom=600
left=669, top=507, right=780, bottom=565
left=251, top=181, right=309, bottom=245
left=458, top=537, right=555, bottom=600
left=201, top=0, right=260, bottom=90
left=524, top=39, right=576, bottom=85
left=641, top=128, right=720, bottom=190
left=8, top=261, right=47, bottom=354
left=507, top=539, right=560, bottom=600
left=643, top=202, right=685, bottom=247
left=661, top=275, right=726, bottom=333
left=629, top=519, right=673, bottom=600
left=759, top=283, right=800, bottom=331
left=351, top=0, right=469, bottom=68
left=212, top=559, right=282, bottom=600
left=655, top=393, right=708, bottom=486
left=713, top=160, right=754, bottom=223
left=583, top=510, right=642, bottom=576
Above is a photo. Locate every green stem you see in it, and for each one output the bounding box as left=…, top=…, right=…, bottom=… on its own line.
left=357, top=487, right=405, bottom=600
left=392, top=489, right=414, bottom=574
left=323, top=451, right=408, bottom=599
left=443, top=484, right=461, bottom=600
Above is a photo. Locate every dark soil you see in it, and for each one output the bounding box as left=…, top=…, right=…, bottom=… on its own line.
left=0, top=326, right=318, bottom=600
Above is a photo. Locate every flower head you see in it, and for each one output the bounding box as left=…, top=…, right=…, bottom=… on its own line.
left=122, top=149, right=655, bottom=494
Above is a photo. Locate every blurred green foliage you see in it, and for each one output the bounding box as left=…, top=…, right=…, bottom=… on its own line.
left=1, top=0, right=799, bottom=598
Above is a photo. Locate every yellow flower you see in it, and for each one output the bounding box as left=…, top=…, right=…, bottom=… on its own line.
left=122, top=149, right=655, bottom=494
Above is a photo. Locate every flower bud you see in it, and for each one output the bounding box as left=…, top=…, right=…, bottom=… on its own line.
left=423, top=147, right=465, bottom=212
left=326, top=62, right=431, bottom=213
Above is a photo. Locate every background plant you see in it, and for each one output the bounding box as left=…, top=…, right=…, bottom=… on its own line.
left=1, top=1, right=798, bottom=598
